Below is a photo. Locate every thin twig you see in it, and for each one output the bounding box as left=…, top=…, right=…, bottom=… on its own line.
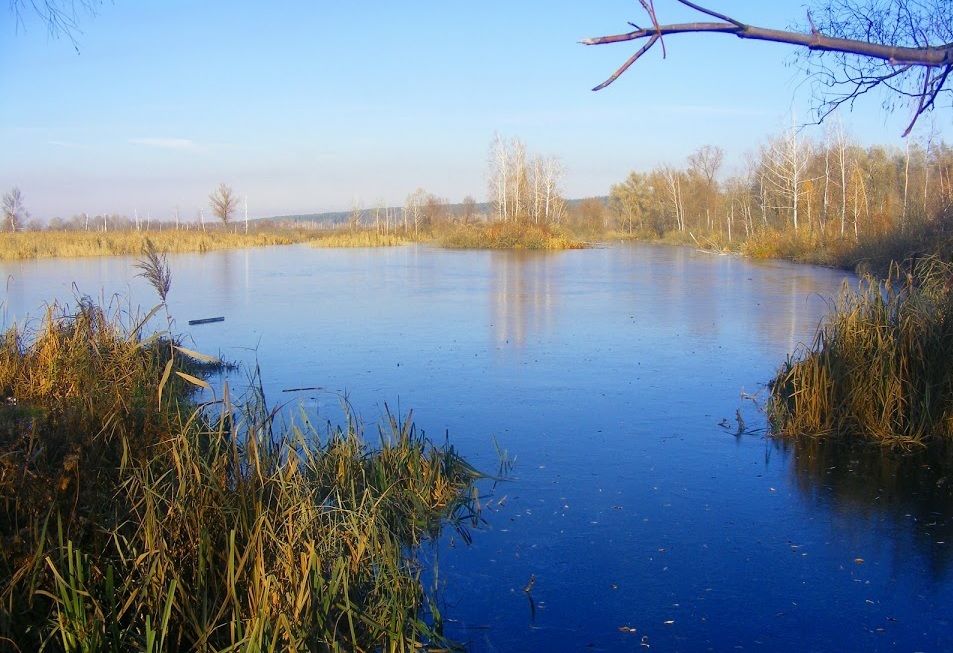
left=903, top=66, right=935, bottom=136
left=675, top=0, right=745, bottom=28
left=639, top=0, right=667, bottom=58
left=592, top=34, right=660, bottom=91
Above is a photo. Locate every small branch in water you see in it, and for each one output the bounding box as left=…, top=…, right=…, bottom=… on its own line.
left=523, top=574, right=536, bottom=593
left=188, top=316, right=225, bottom=325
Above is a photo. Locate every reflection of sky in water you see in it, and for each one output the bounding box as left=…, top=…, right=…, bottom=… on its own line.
left=2, top=243, right=951, bottom=651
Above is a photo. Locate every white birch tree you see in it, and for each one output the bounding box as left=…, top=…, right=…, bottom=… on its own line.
left=1, top=187, right=27, bottom=232
left=761, top=124, right=811, bottom=231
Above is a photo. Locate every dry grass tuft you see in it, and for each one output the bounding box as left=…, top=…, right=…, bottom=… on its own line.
left=769, top=255, right=953, bottom=448
left=308, top=230, right=412, bottom=248
left=0, top=292, right=487, bottom=651
left=435, top=220, right=585, bottom=250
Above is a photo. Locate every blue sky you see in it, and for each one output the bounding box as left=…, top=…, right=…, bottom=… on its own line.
left=0, top=1, right=940, bottom=222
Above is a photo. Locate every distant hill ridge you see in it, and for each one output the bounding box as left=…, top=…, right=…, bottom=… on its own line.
left=264, top=197, right=607, bottom=226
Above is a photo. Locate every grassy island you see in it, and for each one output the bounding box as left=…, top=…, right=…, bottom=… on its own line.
left=433, top=220, right=585, bottom=250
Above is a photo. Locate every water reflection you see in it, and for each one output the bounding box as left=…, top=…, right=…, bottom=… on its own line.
left=777, top=436, right=953, bottom=582
left=482, top=245, right=846, bottom=369
left=489, top=251, right=556, bottom=349
left=5, top=243, right=952, bottom=650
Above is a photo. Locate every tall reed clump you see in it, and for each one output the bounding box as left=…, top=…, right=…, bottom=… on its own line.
left=308, top=230, right=411, bottom=248
left=769, top=255, right=953, bottom=448
left=436, top=221, right=585, bottom=250
left=0, top=244, right=486, bottom=651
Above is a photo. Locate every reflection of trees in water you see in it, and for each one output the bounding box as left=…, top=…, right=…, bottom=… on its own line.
left=615, top=246, right=847, bottom=353
left=485, top=245, right=850, bottom=360
left=489, top=251, right=555, bottom=349
left=777, top=437, right=953, bottom=581
left=218, top=250, right=233, bottom=301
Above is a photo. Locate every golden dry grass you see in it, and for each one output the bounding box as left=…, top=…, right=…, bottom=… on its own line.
left=0, top=294, right=486, bottom=651
left=769, top=256, right=953, bottom=448
left=435, top=220, right=586, bottom=250
left=308, top=230, right=412, bottom=248
left=0, top=229, right=304, bottom=260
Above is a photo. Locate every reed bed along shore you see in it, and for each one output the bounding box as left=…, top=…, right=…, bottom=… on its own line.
left=435, top=220, right=585, bottom=250
left=0, top=248, right=487, bottom=651
left=0, top=229, right=304, bottom=260
left=0, top=222, right=584, bottom=259
left=769, top=255, right=953, bottom=449
left=308, top=230, right=412, bottom=248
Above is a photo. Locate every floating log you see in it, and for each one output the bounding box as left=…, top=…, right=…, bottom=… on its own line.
left=188, top=316, right=225, bottom=326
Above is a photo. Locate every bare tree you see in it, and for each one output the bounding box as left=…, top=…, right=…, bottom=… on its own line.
left=529, top=154, right=544, bottom=224
left=583, top=0, right=953, bottom=135
left=2, top=187, right=27, bottom=232
left=829, top=119, right=855, bottom=237
left=610, top=171, right=651, bottom=233
left=659, top=163, right=686, bottom=232
left=404, top=188, right=427, bottom=237
left=724, top=174, right=757, bottom=238
left=761, top=122, right=813, bottom=231
left=461, top=195, right=478, bottom=222
left=209, top=183, right=239, bottom=228
left=9, top=0, right=104, bottom=50
left=687, top=144, right=724, bottom=230
left=488, top=133, right=510, bottom=222
left=423, top=192, right=447, bottom=228
left=511, top=138, right=527, bottom=220
left=349, top=196, right=365, bottom=231
left=374, top=198, right=387, bottom=233
left=488, top=135, right=566, bottom=225
left=540, top=155, right=567, bottom=224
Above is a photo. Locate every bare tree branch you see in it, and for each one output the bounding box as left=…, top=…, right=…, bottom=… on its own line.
left=8, top=0, right=104, bottom=51
left=593, top=33, right=660, bottom=91
left=582, top=19, right=953, bottom=66
left=583, top=0, right=953, bottom=135
left=638, top=0, right=667, bottom=58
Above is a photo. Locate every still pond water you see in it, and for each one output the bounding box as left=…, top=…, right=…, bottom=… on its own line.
left=2, top=243, right=952, bottom=652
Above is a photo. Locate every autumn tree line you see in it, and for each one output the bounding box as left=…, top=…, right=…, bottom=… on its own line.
left=0, top=182, right=250, bottom=234
left=5, top=127, right=953, bottom=269
left=607, top=122, right=953, bottom=269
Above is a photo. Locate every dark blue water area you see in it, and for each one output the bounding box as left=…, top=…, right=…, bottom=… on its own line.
left=2, top=243, right=951, bottom=652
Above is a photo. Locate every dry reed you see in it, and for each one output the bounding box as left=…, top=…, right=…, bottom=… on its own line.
left=0, top=230, right=303, bottom=260
left=435, top=220, right=585, bottom=250
left=769, top=255, right=953, bottom=448
left=0, top=268, right=486, bottom=650
left=308, top=231, right=412, bottom=248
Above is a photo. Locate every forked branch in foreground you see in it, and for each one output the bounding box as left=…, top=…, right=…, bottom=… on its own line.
left=582, top=0, right=953, bottom=135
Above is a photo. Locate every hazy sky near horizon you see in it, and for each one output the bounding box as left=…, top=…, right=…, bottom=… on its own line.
left=0, top=1, right=944, bottom=222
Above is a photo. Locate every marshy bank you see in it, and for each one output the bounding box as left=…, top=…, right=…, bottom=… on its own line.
left=0, top=230, right=305, bottom=260
left=0, top=220, right=587, bottom=262
left=0, top=260, right=490, bottom=650
left=431, top=221, right=585, bottom=250
left=769, top=255, right=953, bottom=449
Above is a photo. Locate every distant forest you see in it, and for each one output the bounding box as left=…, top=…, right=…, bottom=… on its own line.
left=262, top=198, right=604, bottom=229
